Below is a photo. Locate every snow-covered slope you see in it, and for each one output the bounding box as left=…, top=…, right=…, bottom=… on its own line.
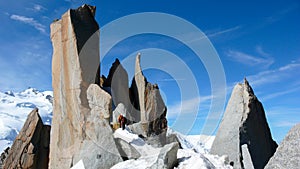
left=0, top=88, right=53, bottom=152
left=112, top=128, right=232, bottom=169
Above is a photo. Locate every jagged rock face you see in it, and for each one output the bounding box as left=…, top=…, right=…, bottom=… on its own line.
left=145, top=83, right=168, bottom=136
left=130, top=54, right=168, bottom=138
left=210, top=79, right=277, bottom=169
left=50, top=5, right=122, bottom=169
left=265, top=123, right=300, bottom=169
left=3, top=108, right=50, bottom=169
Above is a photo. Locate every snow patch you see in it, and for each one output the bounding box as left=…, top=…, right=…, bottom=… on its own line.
left=0, top=88, right=53, bottom=151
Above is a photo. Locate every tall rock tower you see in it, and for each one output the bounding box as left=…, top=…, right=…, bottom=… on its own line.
left=210, top=79, right=277, bottom=169
left=49, top=5, right=122, bottom=169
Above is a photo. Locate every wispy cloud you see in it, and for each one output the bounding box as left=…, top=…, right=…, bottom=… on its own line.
left=186, top=25, right=241, bottom=43
left=158, top=78, right=186, bottom=82
left=255, top=46, right=270, bottom=57
left=26, top=4, right=47, bottom=12
left=226, top=49, right=274, bottom=67
left=167, top=95, right=213, bottom=118
left=206, top=26, right=241, bottom=38
left=10, top=14, right=46, bottom=33
left=3, top=12, right=9, bottom=16
left=247, top=62, right=300, bottom=87
left=262, top=86, right=300, bottom=101
left=33, top=4, right=46, bottom=12
left=275, top=121, right=298, bottom=127
left=265, top=5, right=298, bottom=24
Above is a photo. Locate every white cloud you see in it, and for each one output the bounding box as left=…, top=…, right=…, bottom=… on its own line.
left=226, top=50, right=274, bottom=67
left=10, top=14, right=46, bottom=33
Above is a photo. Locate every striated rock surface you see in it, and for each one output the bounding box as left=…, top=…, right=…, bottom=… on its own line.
left=49, top=5, right=122, bottom=169
left=210, top=79, right=277, bottom=169
left=265, top=123, right=300, bottom=169
left=130, top=54, right=168, bottom=139
left=3, top=108, right=50, bottom=169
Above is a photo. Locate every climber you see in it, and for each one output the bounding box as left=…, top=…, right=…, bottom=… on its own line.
left=118, top=114, right=127, bottom=130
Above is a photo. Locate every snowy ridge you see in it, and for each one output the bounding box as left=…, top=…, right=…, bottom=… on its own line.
left=0, top=88, right=53, bottom=152
left=112, top=128, right=232, bottom=169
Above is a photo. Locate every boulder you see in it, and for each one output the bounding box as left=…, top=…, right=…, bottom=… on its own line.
left=49, top=5, right=122, bottom=169
left=86, top=83, right=112, bottom=123
left=145, top=131, right=167, bottom=148
left=3, top=108, right=50, bottom=169
left=127, top=122, right=148, bottom=138
left=166, top=133, right=182, bottom=149
left=130, top=53, right=168, bottom=140
left=150, top=142, right=179, bottom=169
left=265, top=123, right=300, bottom=169
left=210, top=78, right=277, bottom=169
left=114, top=138, right=141, bottom=160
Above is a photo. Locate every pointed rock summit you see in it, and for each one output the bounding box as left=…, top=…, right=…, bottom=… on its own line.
left=130, top=54, right=168, bottom=137
left=210, top=78, right=277, bottom=169
left=102, top=59, right=135, bottom=121
left=265, top=123, right=300, bottom=169
left=3, top=108, right=50, bottom=169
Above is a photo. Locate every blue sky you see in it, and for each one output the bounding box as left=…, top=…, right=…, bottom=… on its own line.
left=0, top=0, right=299, bottom=143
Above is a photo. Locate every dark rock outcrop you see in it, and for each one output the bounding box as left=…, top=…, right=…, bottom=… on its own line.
left=3, top=108, right=50, bottom=169
left=210, top=79, right=277, bottom=169
left=265, top=123, right=300, bottom=169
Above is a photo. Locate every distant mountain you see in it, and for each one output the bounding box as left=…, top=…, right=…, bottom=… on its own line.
left=0, top=88, right=53, bottom=152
